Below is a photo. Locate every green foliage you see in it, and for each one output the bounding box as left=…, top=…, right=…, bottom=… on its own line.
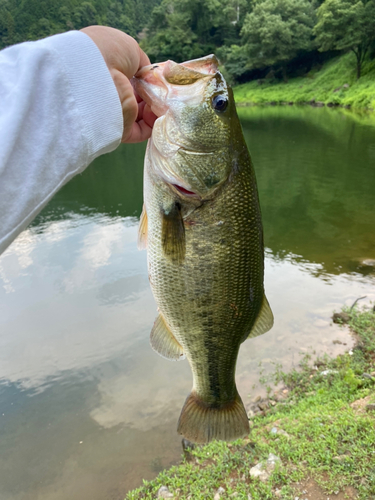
left=314, top=0, right=375, bottom=78
left=126, top=307, right=375, bottom=499
left=234, top=52, right=375, bottom=110
left=239, top=0, right=316, bottom=79
left=0, top=0, right=162, bottom=50
left=140, top=0, right=248, bottom=63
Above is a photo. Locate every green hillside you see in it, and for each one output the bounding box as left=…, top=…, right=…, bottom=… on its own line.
left=233, top=53, right=375, bottom=111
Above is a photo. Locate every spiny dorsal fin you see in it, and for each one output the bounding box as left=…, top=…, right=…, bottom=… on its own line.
left=150, top=313, right=185, bottom=361
left=162, top=203, right=185, bottom=263
left=247, top=295, right=274, bottom=339
left=137, top=204, right=148, bottom=250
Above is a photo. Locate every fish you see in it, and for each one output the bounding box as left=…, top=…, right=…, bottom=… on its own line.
left=133, top=55, right=273, bottom=444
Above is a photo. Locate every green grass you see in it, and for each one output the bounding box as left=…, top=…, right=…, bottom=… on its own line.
left=125, top=306, right=375, bottom=500
left=233, top=53, right=375, bottom=112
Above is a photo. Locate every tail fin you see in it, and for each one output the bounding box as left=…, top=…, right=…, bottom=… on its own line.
left=177, top=391, right=249, bottom=444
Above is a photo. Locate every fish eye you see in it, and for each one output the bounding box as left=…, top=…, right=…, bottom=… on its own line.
left=211, top=94, right=228, bottom=112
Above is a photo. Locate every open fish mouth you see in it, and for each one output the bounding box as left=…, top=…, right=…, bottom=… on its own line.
left=171, top=183, right=199, bottom=198
left=133, top=55, right=219, bottom=117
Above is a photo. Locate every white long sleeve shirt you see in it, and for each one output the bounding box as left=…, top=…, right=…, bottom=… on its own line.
left=0, top=31, right=123, bottom=255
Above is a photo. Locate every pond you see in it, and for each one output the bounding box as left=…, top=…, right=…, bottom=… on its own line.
left=0, top=106, right=374, bottom=500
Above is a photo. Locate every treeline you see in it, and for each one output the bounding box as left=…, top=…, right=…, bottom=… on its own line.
left=0, top=0, right=160, bottom=48
left=1, top=0, right=375, bottom=84
left=141, top=0, right=375, bottom=82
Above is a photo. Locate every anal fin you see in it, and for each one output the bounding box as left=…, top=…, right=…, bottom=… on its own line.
left=151, top=313, right=185, bottom=361
left=137, top=204, right=148, bottom=250
left=247, top=295, right=274, bottom=339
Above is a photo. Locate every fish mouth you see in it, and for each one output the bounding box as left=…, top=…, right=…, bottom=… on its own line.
left=133, top=55, right=219, bottom=117
left=171, top=183, right=199, bottom=198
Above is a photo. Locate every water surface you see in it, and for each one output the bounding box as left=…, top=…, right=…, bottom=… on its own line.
left=0, top=107, right=374, bottom=500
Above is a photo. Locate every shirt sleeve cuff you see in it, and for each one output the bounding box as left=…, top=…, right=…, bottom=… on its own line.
left=42, top=30, right=124, bottom=161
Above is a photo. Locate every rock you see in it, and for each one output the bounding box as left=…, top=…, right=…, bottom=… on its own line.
left=333, top=455, right=348, bottom=462
left=343, top=83, right=350, bottom=89
left=157, top=486, right=174, bottom=498
left=249, top=453, right=281, bottom=482
left=333, top=86, right=342, bottom=93
left=315, top=101, right=325, bottom=107
left=360, top=259, right=375, bottom=267
left=362, top=373, right=374, bottom=380
left=230, top=493, right=239, bottom=498
left=366, top=404, right=375, bottom=411
left=182, top=438, right=195, bottom=461
left=332, top=312, right=350, bottom=324
left=214, top=486, right=225, bottom=500
left=320, top=369, right=338, bottom=376
left=270, top=427, right=278, bottom=434
left=258, top=402, right=269, bottom=411
left=288, top=101, right=294, bottom=105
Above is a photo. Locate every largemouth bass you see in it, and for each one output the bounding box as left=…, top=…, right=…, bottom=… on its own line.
left=133, top=55, right=273, bottom=444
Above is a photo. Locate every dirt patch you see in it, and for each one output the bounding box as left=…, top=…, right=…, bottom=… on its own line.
left=350, top=395, right=372, bottom=414
left=293, top=477, right=358, bottom=499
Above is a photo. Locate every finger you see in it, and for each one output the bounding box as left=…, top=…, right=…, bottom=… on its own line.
left=136, top=101, right=157, bottom=128
left=134, top=88, right=143, bottom=104
left=142, top=103, right=157, bottom=129
left=138, top=47, right=151, bottom=71
left=136, top=99, right=146, bottom=121
left=122, top=119, right=153, bottom=143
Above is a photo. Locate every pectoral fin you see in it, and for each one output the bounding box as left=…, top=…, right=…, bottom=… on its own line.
left=246, top=295, right=274, bottom=340
left=150, top=313, right=185, bottom=361
left=162, top=202, right=186, bottom=263
left=137, top=205, right=148, bottom=250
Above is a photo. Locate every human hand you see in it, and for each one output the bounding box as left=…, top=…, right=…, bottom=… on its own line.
left=81, top=26, right=156, bottom=143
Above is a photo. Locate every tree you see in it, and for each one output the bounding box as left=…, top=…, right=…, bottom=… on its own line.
left=0, top=2, right=15, bottom=48
left=104, top=1, right=137, bottom=38
left=240, top=0, right=316, bottom=80
left=314, top=0, right=375, bottom=79
left=73, top=2, right=99, bottom=29
left=141, top=0, right=249, bottom=63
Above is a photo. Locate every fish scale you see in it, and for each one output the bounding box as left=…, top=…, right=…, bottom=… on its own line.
left=134, top=55, right=273, bottom=443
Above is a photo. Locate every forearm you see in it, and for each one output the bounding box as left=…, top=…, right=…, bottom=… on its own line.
left=0, top=31, right=123, bottom=255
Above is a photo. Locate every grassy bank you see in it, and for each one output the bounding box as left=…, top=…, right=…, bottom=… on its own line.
left=126, top=306, right=375, bottom=500
left=233, top=53, right=375, bottom=111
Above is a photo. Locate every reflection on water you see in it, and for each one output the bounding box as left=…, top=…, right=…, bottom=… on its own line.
left=0, top=108, right=374, bottom=500
left=239, top=106, right=375, bottom=276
